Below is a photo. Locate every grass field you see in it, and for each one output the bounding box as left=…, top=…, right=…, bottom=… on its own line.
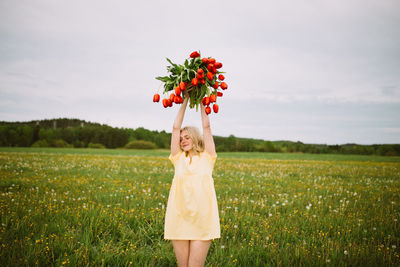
left=0, top=147, right=399, bottom=266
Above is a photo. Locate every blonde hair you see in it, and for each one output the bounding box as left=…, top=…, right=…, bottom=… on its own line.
left=180, top=126, right=204, bottom=156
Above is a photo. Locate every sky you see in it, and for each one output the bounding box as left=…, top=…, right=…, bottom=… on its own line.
left=0, top=0, right=399, bottom=145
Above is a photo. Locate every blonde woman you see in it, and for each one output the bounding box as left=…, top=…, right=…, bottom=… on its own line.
left=164, top=92, right=220, bottom=267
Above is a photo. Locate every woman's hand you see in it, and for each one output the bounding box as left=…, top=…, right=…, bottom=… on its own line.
left=200, top=103, right=216, bottom=157
left=184, top=88, right=189, bottom=99
left=170, top=93, right=189, bottom=156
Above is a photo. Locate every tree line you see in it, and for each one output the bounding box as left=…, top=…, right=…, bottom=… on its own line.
left=0, top=118, right=399, bottom=156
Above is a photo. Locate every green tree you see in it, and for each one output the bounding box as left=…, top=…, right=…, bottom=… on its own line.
left=39, top=128, right=55, bottom=143
left=7, top=128, right=19, bottom=146
left=0, top=126, right=9, bottom=146
left=226, top=135, right=237, bottom=151
left=17, top=126, right=34, bottom=146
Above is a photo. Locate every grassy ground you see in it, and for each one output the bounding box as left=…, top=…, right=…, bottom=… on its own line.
left=0, top=148, right=399, bottom=266
left=1, top=147, right=400, bottom=162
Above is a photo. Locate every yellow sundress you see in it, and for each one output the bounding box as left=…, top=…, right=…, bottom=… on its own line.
left=164, top=150, right=220, bottom=240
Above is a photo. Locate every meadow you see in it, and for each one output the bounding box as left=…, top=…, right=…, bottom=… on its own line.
left=0, top=147, right=399, bottom=266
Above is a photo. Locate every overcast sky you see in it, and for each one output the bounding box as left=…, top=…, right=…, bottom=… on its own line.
left=1, top=0, right=399, bottom=145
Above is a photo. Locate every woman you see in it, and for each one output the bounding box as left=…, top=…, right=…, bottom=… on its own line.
left=164, top=91, right=220, bottom=267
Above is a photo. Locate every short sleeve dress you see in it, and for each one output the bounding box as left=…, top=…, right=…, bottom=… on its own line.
left=164, top=150, right=220, bottom=240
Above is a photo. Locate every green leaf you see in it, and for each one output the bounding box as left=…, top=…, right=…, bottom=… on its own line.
left=189, top=58, right=195, bottom=68
left=200, top=85, right=207, bottom=98
left=166, top=58, right=178, bottom=68
left=155, top=76, right=170, bottom=82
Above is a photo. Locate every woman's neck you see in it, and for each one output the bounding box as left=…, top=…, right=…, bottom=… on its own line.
left=186, top=150, right=198, bottom=164
left=186, top=150, right=198, bottom=158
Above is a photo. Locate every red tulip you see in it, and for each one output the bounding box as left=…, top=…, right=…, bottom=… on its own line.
left=220, top=82, right=228, bottom=90
left=202, top=96, right=210, bottom=106
left=209, top=94, right=216, bottom=103
left=191, top=78, right=198, bottom=86
left=190, top=51, right=200, bottom=58
left=162, top=98, right=168, bottom=108
left=213, top=104, right=219, bottom=113
left=179, top=82, right=186, bottom=91
left=174, top=95, right=180, bottom=104
left=175, top=86, right=181, bottom=96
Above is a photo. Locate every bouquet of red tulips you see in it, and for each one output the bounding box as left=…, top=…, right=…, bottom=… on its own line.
left=153, top=51, right=228, bottom=115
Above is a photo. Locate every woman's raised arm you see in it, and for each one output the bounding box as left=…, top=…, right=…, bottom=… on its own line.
left=170, top=96, right=189, bottom=156
left=200, top=104, right=216, bottom=157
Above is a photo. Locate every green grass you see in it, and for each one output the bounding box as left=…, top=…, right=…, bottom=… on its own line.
left=1, top=147, right=400, bottom=162
left=0, top=147, right=171, bottom=157
left=0, top=148, right=399, bottom=266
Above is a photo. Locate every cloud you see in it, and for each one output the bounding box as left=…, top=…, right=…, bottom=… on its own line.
left=0, top=0, right=400, bottom=144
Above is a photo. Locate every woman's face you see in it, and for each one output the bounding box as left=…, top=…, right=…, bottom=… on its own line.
left=180, top=130, right=193, bottom=152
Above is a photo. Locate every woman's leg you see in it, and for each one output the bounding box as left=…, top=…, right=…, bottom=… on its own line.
left=172, top=240, right=190, bottom=267
left=188, top=240, right=212, bottom=267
